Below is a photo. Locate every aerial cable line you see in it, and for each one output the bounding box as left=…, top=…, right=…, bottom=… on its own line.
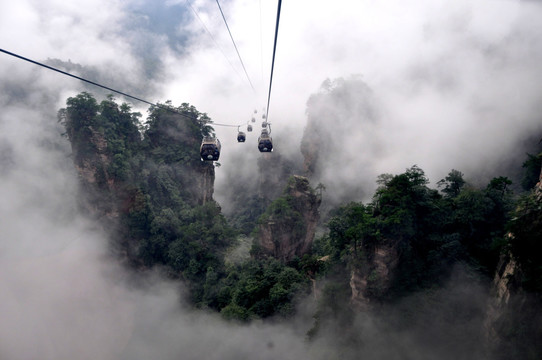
left=185, top=0, right=243, bottom=83
left=214, top=0, right=255, bottom=92
left=265, top=0, right=282, bottom=122
left=0, top=48, right=159, bottom=109
left=0, top=48, right=246, bottom=128
left=259, top=0, right=264, bottom=84
left=212, top=122, right=243, bottom=127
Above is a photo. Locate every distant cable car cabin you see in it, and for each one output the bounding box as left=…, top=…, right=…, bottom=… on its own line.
left=247, top=124, right=253, bottom=132
left=258, top=129, right=273, bottom=152
left=251, top=116, right=256, bottom=123
left=200, top=136, right=221, bottom=161
left=237, top=131, right=246, bottom=142
left=262, top=121, right=268, bottom=128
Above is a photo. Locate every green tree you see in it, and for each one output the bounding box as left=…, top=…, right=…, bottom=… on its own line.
left=507, top=195, right=542, bottom=292
left=437, top=169, right=466, bottom=198
left=521, top=153, right=542, bottom=191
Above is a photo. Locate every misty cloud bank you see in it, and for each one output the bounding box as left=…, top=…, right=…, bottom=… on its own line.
left=0, top=58, right=494, bottom=360
left=2, top=0, right=542, bottom=358
left=214, top=0, right=542, bottom=208
left=0, top=66, right=308, bottom=359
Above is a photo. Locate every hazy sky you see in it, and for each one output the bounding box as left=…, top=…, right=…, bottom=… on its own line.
left=2, top=0, right=542, bottom=190
left=1, top=0, right=542, bottom=358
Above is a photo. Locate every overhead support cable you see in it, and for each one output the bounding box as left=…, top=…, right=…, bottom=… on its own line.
left=0, top=48, right=246, bottom=128
left=214, top=0, right=256, bottom=92
left=185, top=0, right=243, bottom=82
left=0, top=48, right=159, bottom=109
left=265, top=0, right=282, bottom=122
left=212, top=122, right=244, bottom=127
left=259, top=0, right=264, bottom=84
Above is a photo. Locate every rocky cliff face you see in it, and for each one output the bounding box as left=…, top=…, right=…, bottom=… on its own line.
left=300, top=77, right=379, bottom=214
left=483, top=251, right=542, bottom=360
left=257, top=175, right=321, bottom=262
left=198, top=164, right=215, bottom=205
left=483, top=167, right=542, bottom=359
left=68, top=126, right=120, bottom=222
left=349, top=243, right=399, bottom=311
left=69, top=125, right=215, bottom=218
left=61, top=95, right=216, bottom=224
left=258, top=153, right=303, bottom=202
left=484, top=252, right=522, bottom=349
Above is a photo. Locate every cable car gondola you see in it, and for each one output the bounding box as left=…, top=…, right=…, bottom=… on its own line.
left=247, top=124, right=253, bottom=132
left=200, top=136, right=221, bottom=161
left=258, top=129, right=273, bottom=152
left=237, top=131, right=246, bottom=142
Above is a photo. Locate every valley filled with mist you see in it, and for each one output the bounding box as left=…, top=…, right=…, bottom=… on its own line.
left=1, top=1, right=542, bottom=359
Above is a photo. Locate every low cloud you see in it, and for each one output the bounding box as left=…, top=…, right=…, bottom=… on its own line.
left=1, top=1, right=541, bottom=358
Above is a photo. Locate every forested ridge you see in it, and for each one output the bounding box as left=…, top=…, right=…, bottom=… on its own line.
left=59, top=92, right=310, bottom=319
left=60, top=91, right=542, bottom=359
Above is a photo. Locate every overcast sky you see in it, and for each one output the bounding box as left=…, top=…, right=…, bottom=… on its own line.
left=3, top=0, right=542, bottom=187
left=1, top=0, right=542, bottom=358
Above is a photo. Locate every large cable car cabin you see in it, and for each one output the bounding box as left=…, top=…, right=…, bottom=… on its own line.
left=200, top=136, right=221, bottom=161
left=258, top=129, right=273, bottom=152
left=237, top=131, right=246, bottom=142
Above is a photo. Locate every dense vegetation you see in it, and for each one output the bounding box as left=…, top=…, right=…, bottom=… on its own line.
left=308, top=167, right=542, bottom=359
left=312, top=166, right=513, bottom=300
left=60, top=92, right=541, bottom=357
left=59, top=92, right=310, bottom=319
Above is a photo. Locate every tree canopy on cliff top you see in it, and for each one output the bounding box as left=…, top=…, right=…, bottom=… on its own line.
left=60, top=92, right=541, bottom=342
